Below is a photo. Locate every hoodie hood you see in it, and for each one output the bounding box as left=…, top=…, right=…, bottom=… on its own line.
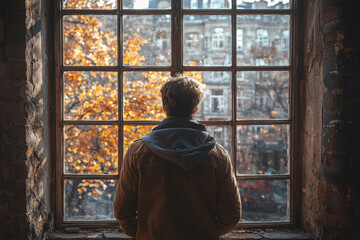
left=141, top=117, right=216, bottom=171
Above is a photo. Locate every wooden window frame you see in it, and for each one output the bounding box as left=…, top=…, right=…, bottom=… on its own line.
left=53, top=0, right=300, bottom=228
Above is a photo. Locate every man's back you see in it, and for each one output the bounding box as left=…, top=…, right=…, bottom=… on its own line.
left=113, top=118, right=241, bottom=240
left=113, top=76, right=241, bottom=239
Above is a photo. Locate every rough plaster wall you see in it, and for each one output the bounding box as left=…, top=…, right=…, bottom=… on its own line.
left=299, top=0, right=323, bottom=237
left=300, top=0, right=360, bottom=239
left=25, top=0, right=52, bottom=238
left=0, top=0, right=28, bottom=239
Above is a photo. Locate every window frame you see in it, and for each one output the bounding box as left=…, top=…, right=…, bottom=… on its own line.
left=53, top=0, right=300, bottom=228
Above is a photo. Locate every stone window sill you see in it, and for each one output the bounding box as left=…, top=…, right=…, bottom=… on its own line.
left=48, top=227, right=313, bottom=240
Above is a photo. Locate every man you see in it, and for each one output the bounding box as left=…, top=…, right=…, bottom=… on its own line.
left=114, top=75, right=241, bottom=240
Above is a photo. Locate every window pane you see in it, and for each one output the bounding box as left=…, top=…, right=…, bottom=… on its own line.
left=236, top=125, right=289, bottom=175
left=237, top=0, right=290, bottom=9
left=124, top=125, right=155, bottom=154
left=206, top=126, right=231, bottom=157
left=238, top=180, right=289, bottom=222
left=184, top=0, right=231, bottom=9
left=184, top=71, right=231, bottom=120
left=237, top=15, right=290, bottom=66
left=123, top=71, right=169, bottom=120
left=64, top=71, right=118, bottom=121
left=237, top=71, right=289, bottom=120
left=63, top=15, right=117, bottom=66
left=124, top=0, right=171, bottom=9
left=123, top=15, right=171, bottom=66
left=64, top=179, right=117, bottom=220
left=64, top=125, right=118, bottom=174
left=63, top=0, right=117, bottom=9
left=184, top=16, right=231, bottom=66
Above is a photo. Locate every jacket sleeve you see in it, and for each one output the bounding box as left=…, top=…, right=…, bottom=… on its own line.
left=215, top=147, right=242, bottom=236
left=113, top=143, right=138, bottom=237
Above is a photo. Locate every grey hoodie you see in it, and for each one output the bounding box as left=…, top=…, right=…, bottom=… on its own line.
left=141, top=116, right=216, bottom=171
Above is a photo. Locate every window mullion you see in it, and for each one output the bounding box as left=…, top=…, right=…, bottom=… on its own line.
left=236, top=174, right=291, bottom=180
left=172, top=0, right=182, bottom=75
left=231, top=0, right=237, bottom=173
left=118, top=0, right=123, bottom=175
left=61, top=9, right=117, bottom=15
left=63, top=174, right=119, bottom=180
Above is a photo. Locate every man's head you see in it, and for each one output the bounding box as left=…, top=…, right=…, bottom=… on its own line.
left=160, top=75, right=205, bottom=117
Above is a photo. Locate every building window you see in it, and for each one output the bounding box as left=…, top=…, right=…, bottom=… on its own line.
left=156, top=31, right=168, bottom=50
left=281, top=29, right=289, bottom=49
left=210, top=89, right=225, bottom=113
left=190, top=0, right=198, bottom=9
left=56, top=0, right=295, bottom=227
left=185, top=32, right=200, bottom=51
left=212, top=27, right=225, bottom=49
left=237, top=28, right=243, bottom=50
left=256, top=29, right=269, bottom=47
left=157, top=0, right=171, bottom=8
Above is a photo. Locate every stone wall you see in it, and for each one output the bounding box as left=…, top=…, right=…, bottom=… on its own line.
left=299, top=0, right=323, bottom=236
left=25, top=0, right=52, bottom=238
left=300, top=0, right=360, bottom=239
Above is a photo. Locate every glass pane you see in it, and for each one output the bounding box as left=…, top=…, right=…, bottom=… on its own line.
left=123, top=15, right=171, bottom=66
left=237, top=0, right=290, bottom=9
left=237, top=15, right=290, bottom=66
left=63, top=15, right=117, bottom=66
left=64, top=179, right=117, bottom=220
left=123, top=72, right=169, bottom=120
left=124, top=0, right=171, bottom=9
left=184, top=16, right=231, bottom=66
left=63, top=0, right=117, bottom=9
left=184, top=71, right=231, bottom=121
left=238, top=180, right=289, bottom=222
left=236, top=125, right=289, bottom=175
left=206, top=126, right=231, bottom=157
left=184, top=0, right=231, bottom=9
left=124, top=125, right=155, bottom=154
left=64, top=125, right=118, bottom=174
left=237, top=71, right=289, bottom=120
left=64, top=72, right=118, bottom=121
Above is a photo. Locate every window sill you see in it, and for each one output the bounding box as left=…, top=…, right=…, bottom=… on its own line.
left=48, top=227, right=313, bottom=240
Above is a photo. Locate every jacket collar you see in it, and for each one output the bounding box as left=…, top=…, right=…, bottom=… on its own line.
left=153, top=116, right=207, bottom=132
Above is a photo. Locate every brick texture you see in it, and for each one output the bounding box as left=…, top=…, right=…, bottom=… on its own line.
left=0, top=0, right=28, bottom=239
left=300, top=0, right=360, bottom=239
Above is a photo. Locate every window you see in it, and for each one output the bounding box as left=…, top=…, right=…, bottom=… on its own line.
left=185, top=32, right=200, bottom=51
left=156, top=31, right=168, bottom=50
left=237, top=28, right=243, bottom=50
left=190, top=0, right=198, bottom=9
left=256, top=29, right=269, bottom=47
left=281, top=29, right=290, bottom=49
left=212, top=28, right=225, bottom=49
left=56, top=0, right=295, bottom=227
left=210, top=89, right=225, bottom=113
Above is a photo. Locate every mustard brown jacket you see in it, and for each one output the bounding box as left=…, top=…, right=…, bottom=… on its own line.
left=113, top=117, right=241, bottom=240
